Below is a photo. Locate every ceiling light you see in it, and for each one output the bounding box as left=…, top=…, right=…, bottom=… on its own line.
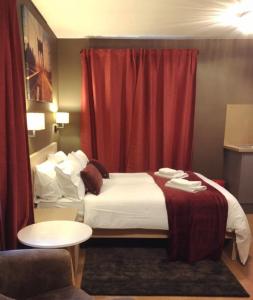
left=216, top=0, right=253, bottom=34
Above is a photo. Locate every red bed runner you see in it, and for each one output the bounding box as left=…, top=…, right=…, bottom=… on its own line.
left=150, top=172, right=228, bottom=262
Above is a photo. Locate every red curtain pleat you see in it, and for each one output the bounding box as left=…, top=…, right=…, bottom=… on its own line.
left=0, top=0, right=34, bottom=249
left=80, top=48, right=198, bottom=172
left=81, top=49, right=138, bottom=172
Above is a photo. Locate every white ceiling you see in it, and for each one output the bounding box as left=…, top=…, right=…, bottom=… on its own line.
left=31, top=0, right=253, bottom=39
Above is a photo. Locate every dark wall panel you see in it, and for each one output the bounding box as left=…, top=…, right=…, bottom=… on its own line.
left=18, top=0, right=58, bottom=154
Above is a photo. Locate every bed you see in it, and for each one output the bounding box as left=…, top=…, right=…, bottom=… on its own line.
left=30, top=142, right=252, bottom=264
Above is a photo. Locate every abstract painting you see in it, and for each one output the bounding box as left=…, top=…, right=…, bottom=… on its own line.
left=22, top=6, right=53, bottom=102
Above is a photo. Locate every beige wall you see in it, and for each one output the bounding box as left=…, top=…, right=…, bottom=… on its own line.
left=18, top=0, right=59, bottom=154
left=57, top=39, right=90, bottom=153
left=57, top=38, right=253, bottom=178
left=224, top=104, right=253, bottom=146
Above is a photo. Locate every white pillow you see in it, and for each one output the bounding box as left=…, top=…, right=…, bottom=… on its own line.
left=55, top=158, right=85, bottom=201
left=67, top=153, right=84, bottom=172
left=48, top=151, right=67, bottom=164
left=71, top=150, right=89, bottom=169
left=34, top=160, right=62, bottom=202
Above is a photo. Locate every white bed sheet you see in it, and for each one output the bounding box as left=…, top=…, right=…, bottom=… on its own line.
left=84, top=172, right=251, bottom=264
left=84, top=173, right=167, bottom=230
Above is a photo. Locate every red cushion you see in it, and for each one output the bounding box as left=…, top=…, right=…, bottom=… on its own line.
left=80, top=164, right=103, bottom=195
left=89, top=159, right=109, bottom=178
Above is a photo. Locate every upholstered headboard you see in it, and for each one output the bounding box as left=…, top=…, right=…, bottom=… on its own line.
left=30, top=142, right=57, bottom=176
left=29, top=142, right=57, bottom=201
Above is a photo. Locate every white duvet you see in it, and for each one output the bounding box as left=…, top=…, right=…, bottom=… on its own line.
left=84, top=172, right=252, bottom=264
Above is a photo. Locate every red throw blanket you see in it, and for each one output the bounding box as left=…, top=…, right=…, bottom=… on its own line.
left=150, top=172, right=228, bottom=263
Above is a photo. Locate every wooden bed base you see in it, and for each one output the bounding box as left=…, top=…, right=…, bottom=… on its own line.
left=92, top=228, right=168, bottom=239
left=92, top=228, right=237, bottom=260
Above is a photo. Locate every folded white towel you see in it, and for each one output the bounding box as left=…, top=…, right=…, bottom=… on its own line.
left=165, top=181, right=207, bottom=193
left=158, top=168, right=181, bottom=176
left=170, top=178, right=202, bottom=187
left=154, top=171, right=188, bottom=179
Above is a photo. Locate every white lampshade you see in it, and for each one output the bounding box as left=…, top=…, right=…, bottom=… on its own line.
left=26, top=113, right=45, bottom=131
left=56, top=112, right=69, bottom=124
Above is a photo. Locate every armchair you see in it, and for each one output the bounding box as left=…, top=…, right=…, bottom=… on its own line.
left=0, top=249, right=92, bottom=300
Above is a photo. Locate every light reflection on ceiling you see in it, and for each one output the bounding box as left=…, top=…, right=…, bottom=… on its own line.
left=31, top=0, right=253, bottom=38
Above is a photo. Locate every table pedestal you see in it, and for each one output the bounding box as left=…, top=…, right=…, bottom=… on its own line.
left=67, top=244, right=80, bottom=274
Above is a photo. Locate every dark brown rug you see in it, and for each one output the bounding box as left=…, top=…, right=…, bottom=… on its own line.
left=81, top=246, right=249, bottom=297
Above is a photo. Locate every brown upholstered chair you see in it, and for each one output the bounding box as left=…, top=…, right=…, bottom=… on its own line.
left=0, top=249, right=92, bottom=300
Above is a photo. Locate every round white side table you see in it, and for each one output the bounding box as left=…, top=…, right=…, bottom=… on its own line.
left=18, top=220, right=92, bottom=274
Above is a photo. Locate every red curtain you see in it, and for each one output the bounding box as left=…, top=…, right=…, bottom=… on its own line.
left=0, top=0, right=34, bottom=249
left=81, top=48, right=198, bottom=172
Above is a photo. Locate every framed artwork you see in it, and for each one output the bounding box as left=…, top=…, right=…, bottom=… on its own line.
left=22, top=6, right=53, bottom=102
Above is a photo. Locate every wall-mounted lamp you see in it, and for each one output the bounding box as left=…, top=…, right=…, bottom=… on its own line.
left=26, top=113, right=45, bottom=138
left=54, top=112, right=69, bottom=133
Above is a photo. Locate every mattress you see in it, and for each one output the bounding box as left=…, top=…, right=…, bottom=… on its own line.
left=36, top=197, right=84, bottom=222
left=84, top=172, right=167, bottom=229
left=84, top=172, right=251, bottom=264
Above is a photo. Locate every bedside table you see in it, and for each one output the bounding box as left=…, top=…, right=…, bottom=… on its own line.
left=34, top=207, right=78, bottom=222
